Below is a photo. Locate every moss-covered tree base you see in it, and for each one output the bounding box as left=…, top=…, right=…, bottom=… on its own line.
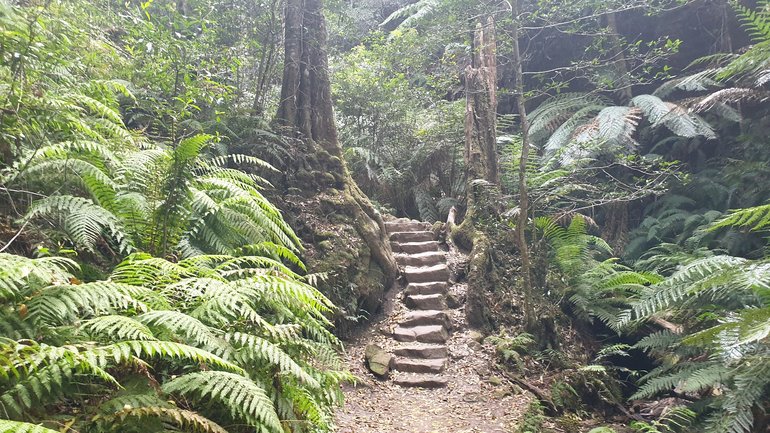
left=269, top=141, right=397, bottom=336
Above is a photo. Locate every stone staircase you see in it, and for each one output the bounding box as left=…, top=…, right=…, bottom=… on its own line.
left=384, top=218, right=450, bottom=388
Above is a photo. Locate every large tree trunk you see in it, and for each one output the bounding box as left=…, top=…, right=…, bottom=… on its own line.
left=275, top=0, right=398, bottom=332
left=458, top=18, right=500, bottom=329
left=464, top=19, right=499, bottom=186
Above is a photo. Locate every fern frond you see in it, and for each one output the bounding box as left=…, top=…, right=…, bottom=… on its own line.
left=105, top=406, right=228, bottom=433
left=711, top=203, right=770, bottom=232
left=0, top=420, right=59, bottom=433
left=162, top=371, right=282, bottom=433
left=82, top=315, right=156, bottom=341
left=24, top=195, right=133, bottom=254
left=226, top=332, right=319, bottom=387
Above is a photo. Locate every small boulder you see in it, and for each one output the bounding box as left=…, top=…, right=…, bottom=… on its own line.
left=446, top=292, right=463, bottom=309
left=469, top=330, right=485, bottom=343
left=365, top=344, right=393, bottom=377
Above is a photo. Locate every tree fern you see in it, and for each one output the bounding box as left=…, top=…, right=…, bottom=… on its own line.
left=162, top=371, right=283, bottom=433
left=712, top=203, right=770, bottom=232
left=102, top=406, right=229, bottom=433
left=0, top=420, right=59, bottom=433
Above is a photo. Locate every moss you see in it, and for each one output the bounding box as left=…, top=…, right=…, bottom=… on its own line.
left=517, top=401, right=545, bottom=433
left=451, top=220, right=475, bottom=251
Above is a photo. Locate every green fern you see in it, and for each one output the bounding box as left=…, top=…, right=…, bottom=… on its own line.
left=0, top=420, right=59, bottom=433
left=163, top=371, right=283, bottom=433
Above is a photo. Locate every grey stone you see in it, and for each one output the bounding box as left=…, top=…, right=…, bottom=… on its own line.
left=395, top=251, right=446, bottom=267
left=400, top=310, right=450, bottom=328
left=393, top=357, right=447, bottom=374
left=396, top=241, right=440, bottom=255
left=405, top=293, right=446, bottom=310
left=393, top=344, right=448, bottom=359
left=404, top=282, right=448, bottom=296
left=393, top=375, right=448, bottom=389
left=446, top=292, right=463, bottom=309
left=364, top=344, right=393, bottom=377
left=404, top=263, right=449, bottom=283
left=393, top=325, right=448, bottom=343
left=389, top=231, right=435, bottom=243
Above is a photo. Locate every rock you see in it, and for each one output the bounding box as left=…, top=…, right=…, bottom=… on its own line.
left=393, top=325, right=448, bottom=343
left=364, top=344, right=393, bottom=377
left=393, top=357, right=447, bottom=374
left=376, top=325, right=392, bottom=336
left=384, top=220, right=429, bottom=233
left=487, top=376, right=503, bottom=386
left=393, top=344, right=448, bottom=359
left=400, top=310, right=450, bottom=328
left=446, top=292, right=463, bottom=308
left=450, top=347, right=470, bottom=359
left=395, top=251, right=446, bottom=267
left=469, top=330, right=485, bottom=343
left=493, top=387, right=513, bottom=399
left=393, top=241, right=440, bottom=254
left=389, top=231, right=435, bottom=243
left=404, top=282, right=448, bottom=296
left=393, top=374, right=448, bottom=389
left=404, top=263, right=449, bottom=283
left=404, top=294, right=446, bottom=310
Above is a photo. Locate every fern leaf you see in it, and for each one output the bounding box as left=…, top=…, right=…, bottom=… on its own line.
left=162, top=371, right=282, bottom=433
left=0, top=420, right=59, bottom=433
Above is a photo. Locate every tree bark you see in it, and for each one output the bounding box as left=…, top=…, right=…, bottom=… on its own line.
left=464, top=18, right=499, bottom=185
left=275, top=0, right=398, bottom=316
left=511, top=0, right=535, bottom=330
left=606, top=11, right=633, bottom=104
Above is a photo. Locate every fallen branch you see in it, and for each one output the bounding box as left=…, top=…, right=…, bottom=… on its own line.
left=501, top=371, right=558, bottom=416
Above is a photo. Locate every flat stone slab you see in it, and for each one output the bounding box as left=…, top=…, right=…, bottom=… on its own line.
left=404, top=282, right=448, bottom=296
left=404, top=263, right=449, bottom=283
left=395, top=251, right=445, bottom=267
left=393, top=344, right=448, bottom=359
left=393, top=357, right=446, bottom=374
left=385, top=220, right=429, bottom=233
left=405, top=294, right=446, bottom=310
left=393, top=325, right=448, bottom=343
left=400, top=310, right=449, bottom=328
left=393, top=374, right=448, bottom=389
left=389, top=231, right=435, bottom=243
left=392, top=241, right=440, bottom=255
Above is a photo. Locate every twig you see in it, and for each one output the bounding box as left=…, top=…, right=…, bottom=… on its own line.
left=0, top=219, right=30, bottom=253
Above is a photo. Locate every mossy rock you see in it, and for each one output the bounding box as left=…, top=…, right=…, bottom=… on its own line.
left=451, top=221, right=475, bottom=251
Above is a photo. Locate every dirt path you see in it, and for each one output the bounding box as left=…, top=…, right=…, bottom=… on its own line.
left=334, top=219, right=531, bottom=432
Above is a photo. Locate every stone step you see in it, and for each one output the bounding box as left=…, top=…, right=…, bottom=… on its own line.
left=395, top=251, right=445, bottom=267
left=393, top=325, right=448, bottom=343
left=389, top=231, right=435, bottom=243
left=393, top=357, right=447, bottom=374
left=404, top=282, right=448, bottom=296
left=393, top=344, right=448, bottom=359
left=384, top=220, right=429, bottom=233
left=393, top=374, right=448, bottom=389
left=403, top=264, right=449, bottom=284
left=405, top=293, right=446, bottom=310
left=391, top=241, right=440, bottom=255
left=400, top=310, right=449, bottom=328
